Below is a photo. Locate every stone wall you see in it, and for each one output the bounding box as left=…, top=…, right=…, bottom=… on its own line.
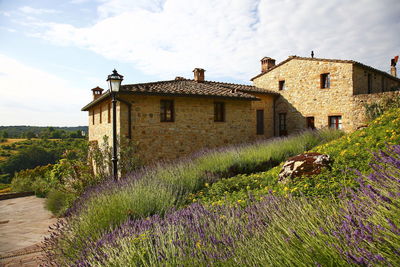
left=253, top=58, right=355, bottom=133
left=88, top=98, right=120, bottom=147
left=353, top=65, right=400, bottom=95
left=352, top=91, right=400, bottom=128
left=250, top=93, right=275, bottom=138
left=119, top=95, right=257, bottom=164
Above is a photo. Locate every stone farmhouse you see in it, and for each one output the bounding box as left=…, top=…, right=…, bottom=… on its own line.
left=82, top=55, right=400, bottom=163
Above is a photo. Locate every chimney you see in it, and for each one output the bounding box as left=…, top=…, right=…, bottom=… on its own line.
left=175, top=76, right=185, bottom=80
left=91, top=86, right=104, bottom=100
left=261, top=57, right=276, bottom=73
left=391, top=56, right=398, bottom=77
left=193, top=68, right=205, bottom=82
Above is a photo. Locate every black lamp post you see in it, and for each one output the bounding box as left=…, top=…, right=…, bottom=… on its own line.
left=107, top=69, right=124, bottom=180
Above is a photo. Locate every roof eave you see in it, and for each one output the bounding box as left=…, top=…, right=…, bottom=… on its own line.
left=353, top=62, right=400, bottom=82
left=81, top=91, right=111, bottom=111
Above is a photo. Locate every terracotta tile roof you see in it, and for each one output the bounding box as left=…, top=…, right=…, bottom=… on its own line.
left=202, top=80, right=279, bottom=95
left=250, top=56, right=400, bottom=82
left=121, top=79, right=260, bottom=99
left=82, top=79, right=278, bottom=111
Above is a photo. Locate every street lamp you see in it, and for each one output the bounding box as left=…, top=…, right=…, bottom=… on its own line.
left=107, top=69, right=124, bottom=180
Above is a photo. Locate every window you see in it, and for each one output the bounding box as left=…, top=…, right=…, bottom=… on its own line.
left=108, top=103, right=111, bottom=123
left=329, top=116, right=342, bottom=129
left=321, top=73, right=331, bottom=88
left=256, top=110, right=264, bottom=135
left=306, top=117, right=315, bottom=129
left=91, top=110, right=95, bottom=125
left=278, top=113, right=287, bottom=136
left=160, top=100, right=174, bottom=122
left=99, top=106, right=102, bottom=124
left=214, top=102, right=225, bottom=122
left=279, top=80, right=286, bottom=91
left=368, top=74, right=372, bottom=94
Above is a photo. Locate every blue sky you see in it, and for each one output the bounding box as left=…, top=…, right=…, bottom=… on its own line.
left=0, top=0, right=399, bottom=126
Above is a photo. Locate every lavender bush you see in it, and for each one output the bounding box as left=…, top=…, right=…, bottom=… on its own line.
left=42, top=129, right=342, bottom=263
left=45, top=144, right=400, bottom=266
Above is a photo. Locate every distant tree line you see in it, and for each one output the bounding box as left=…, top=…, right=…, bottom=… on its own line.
left=0, top=126, right=88, bottom=139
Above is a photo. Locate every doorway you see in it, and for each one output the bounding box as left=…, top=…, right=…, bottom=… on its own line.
left=279, top=113, right=287, bottom=136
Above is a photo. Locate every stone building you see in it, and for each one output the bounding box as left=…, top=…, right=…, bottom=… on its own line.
left=82, top=68, right=278, bottom=163
left=82, top=56, right=400, bottom=164
left=252, top=56, right=400, bottom=135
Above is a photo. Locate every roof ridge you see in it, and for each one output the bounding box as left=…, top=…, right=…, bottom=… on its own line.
left=123, top=79, right=187, bottom=88
left=204, top=80, right=255, bottom=88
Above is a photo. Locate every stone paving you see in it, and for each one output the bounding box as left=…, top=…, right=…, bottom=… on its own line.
left=0, top=196, right=57, bottom=266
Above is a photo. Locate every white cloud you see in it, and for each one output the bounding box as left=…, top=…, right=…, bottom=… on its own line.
left=26, top=0, right=400, bottom=81
left=19, top=6, right=58, bottom=15
left=1, top=11, right=11, bottom=17
left=96, top=0, right=165, bottom=19
left=0, top=55, right=88, bottom=126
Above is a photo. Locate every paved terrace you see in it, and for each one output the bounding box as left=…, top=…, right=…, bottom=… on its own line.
left=0, top=196, right=57, bottom=266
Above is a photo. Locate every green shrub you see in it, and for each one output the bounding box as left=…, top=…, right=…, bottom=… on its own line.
left=46, top=190, right=75, bottom=216
left=0, top=173, right=11, bottom=184
left=11, top=164, right=54, bottom=195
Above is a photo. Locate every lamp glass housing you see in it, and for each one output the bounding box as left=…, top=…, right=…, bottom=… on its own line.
left=107, top=69, right=124, bottom=92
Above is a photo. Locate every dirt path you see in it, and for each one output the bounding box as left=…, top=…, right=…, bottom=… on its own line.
left=0, top=196, right=57, bottom=266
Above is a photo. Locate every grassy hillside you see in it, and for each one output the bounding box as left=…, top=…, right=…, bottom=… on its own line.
left=194, top=107, right=400, bottom=205
left=43, top=108, right=400, bottom=266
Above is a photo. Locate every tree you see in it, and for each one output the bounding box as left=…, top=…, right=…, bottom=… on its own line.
left=26, top=131, right=36, bottom=139
left=0, top=145, right=58, bottom=177
left=50, top=130, right=62, bottom=139
left=2, top=131, right=8, bottom=138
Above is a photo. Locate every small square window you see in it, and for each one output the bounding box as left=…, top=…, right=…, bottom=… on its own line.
left=214, top=102, right=225, bottom=122
left=329, top=116, right=342, bottom=129
left=321, top=73, right=330, bottom=89
left=160, top=100, right=174, bottom=122
left=279, top=80, right=286, bottom=91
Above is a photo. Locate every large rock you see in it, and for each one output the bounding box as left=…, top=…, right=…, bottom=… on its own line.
left=278, top=152, right=332, bottom=184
